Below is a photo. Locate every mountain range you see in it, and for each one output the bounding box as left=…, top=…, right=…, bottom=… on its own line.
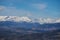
left=0, top=16, right=60, bottom=40
left=0, top=16, right=60, bottom=32
left=0, top=16, right=60, bottom=24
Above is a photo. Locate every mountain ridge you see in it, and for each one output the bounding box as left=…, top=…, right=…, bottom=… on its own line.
left=0, top=16, right=60, bottom=24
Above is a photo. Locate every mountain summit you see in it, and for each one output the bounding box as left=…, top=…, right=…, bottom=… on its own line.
left=0, top=16, right=60, bottom=24
left=0, top=16, right=32, bottom=22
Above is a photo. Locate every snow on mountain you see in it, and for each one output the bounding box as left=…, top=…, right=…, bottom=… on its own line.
left=38, top=18, right=60, bottom=24
left=0, top=16, right=32, bottom=22
left=56, top=19, right=60, bottom=23
left=0, top=16, right=60, bottom=24
left=0, top=16, right=7, bottom=21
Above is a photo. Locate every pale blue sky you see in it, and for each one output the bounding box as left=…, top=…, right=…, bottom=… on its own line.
left=0, top=0, right=60, bottom=18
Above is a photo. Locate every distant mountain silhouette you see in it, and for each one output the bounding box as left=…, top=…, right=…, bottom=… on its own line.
left=0, top=21, right=60, bottom=30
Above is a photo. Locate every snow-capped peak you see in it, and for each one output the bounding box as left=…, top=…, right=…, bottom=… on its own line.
left=19, top=17, right=32, bottom=22
left=56, top=19, right=60, bottom=23
left=0, top=16, right=60, bottom=24
left=38, top=18, right=60, bottom=24
left=0, top=16, right=7, bottom=21
left=0, top=16, right=32, bottom=22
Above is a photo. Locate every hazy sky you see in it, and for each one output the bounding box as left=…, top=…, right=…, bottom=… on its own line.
left=0, top=0, right=60, bottom=18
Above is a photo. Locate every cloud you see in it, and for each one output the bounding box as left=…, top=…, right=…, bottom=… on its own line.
left=32, top=3, right=47, bottom=10
left=26, top=13, right=32, bottom=17
left=0, top=6, right=6, bottom=11
left=0, top=6, right=32, bottom=16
